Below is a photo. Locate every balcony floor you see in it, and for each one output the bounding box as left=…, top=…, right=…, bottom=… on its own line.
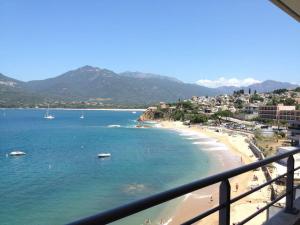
left=264, top=197, right=300, bottom=225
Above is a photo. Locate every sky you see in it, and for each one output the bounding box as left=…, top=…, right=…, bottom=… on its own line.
left=0, top=0, right=299, bottom=87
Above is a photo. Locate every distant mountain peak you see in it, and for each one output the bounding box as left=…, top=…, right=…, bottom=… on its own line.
left=215, top=79, right=298, bottom=94
left=77, top=65, right=102, bottom=72
left=119, top=71, right=182, bottom=83
left=62, top=66, right=118, bottom=79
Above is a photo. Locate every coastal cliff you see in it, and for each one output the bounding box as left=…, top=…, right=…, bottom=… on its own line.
left=138, top=101, right=209, bottom=123
left=138, top=106, right=167, bottom=121
left=138, top=109, right=155, bottom=121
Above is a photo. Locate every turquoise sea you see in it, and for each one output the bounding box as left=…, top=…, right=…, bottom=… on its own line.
left=0, top=109, right=214, bottom=225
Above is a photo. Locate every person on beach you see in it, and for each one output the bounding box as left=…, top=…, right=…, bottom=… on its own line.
left=144, top=218, right=151, bottom=224
left=235, top=183, right=239, bottom=192
left=210, top=195, right=213, bottom=202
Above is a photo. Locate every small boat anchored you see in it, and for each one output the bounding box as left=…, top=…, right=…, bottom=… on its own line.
left=44, top=104, right=55, bottom=119
left=9, top=151, right=26, bottom=156
left=80, top=111, right=84, bottom=119
left=98, top=153, right=111, bottom=158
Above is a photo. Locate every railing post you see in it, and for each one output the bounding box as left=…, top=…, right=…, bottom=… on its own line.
left=219, top=179, right=231, bottom=225
left=285, top=155, right=299, bottom=214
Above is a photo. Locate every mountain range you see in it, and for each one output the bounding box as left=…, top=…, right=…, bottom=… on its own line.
left=0, top=66, right=298, bottom=107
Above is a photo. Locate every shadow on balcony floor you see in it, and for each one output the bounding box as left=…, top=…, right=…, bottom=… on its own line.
left=264, top=195, right=300, bottom=225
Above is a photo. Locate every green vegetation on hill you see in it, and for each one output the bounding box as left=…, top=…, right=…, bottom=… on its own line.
left=294, top=87, right=300, bottom=92
left=140, top=100, right=236, bottom=124
left=250, top=93, right=264, bottom=102
left=273, top=88, right=288, bottom=94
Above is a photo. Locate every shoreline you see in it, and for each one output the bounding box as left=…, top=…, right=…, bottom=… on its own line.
left=155, top=121, right=270, bottom=225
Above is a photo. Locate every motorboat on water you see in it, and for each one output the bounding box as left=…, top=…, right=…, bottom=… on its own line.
left=132, top=111, right=137, bottom=114
left=9, top=151, right=26, bottom=156
left=98, top=153, right=111, bottom=158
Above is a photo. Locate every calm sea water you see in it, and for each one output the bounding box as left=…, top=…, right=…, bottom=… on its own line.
left=0, top=109, right=213, bottom=225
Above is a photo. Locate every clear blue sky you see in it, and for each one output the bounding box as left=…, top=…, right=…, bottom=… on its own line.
left=0, top=0, right=299, bottom=85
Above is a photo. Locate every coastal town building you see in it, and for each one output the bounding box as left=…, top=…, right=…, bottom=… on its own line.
left=159, top=102, right=168, bottom=109
left=288, top=121, right=300, bottom=146
left=245, top=104, right=259, bottom=114
left=258, top=104, right=296, bottom=121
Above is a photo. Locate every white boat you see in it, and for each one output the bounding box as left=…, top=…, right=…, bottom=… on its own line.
left=44, top=104, right=55, bottom=119
left=80, top=112, right=84, bottom=119
left=44, top=114, right=55, bottom=119
left=98, top=153, right=111, bottom=158
left=9, top=151, right=26, bottom=156
left=132, top=111, right=137, bottom=114
left=107, top=125, right=121, bottom=128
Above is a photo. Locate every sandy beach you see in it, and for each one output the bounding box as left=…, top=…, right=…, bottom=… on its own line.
left=156, top=121, right=271, bottom=225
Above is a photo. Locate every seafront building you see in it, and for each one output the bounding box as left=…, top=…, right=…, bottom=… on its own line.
left=289, top=120, right=300, bottom=146
left=258, top=104, right=300, bottom=146
left=258, top=104, right=296, bottom=121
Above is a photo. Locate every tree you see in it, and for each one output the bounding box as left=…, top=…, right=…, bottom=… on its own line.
left=212, top=110, right=233, bottom=118
left=210, top=110, right=233, bottom=124
left=267, top=97, right=280, bottom=106
left=171, top=110, right=184, bottom=121
left=284, top=98, right=296, bottom=106
left=181, top=101, right=194, bottom=110
left=250, top=94, right=264, bottom=102
left=273, top=89, right=288, bottom=94
left=254, top=90, right=257, bottom=95
left=235, top=99, right=244, bottom=109
left=190, top=114, right=208, bottom=123
left=294, top=87, right=300, bottom=92
left=249, top=88, right=251, bottom=95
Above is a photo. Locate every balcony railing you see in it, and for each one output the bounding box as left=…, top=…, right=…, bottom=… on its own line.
left=67, top=148, right=300, bottom=225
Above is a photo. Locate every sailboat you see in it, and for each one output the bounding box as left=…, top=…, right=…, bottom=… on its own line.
left=80, top=111, right=84, bottom=119
left=44, top=104, right=55, bottom=119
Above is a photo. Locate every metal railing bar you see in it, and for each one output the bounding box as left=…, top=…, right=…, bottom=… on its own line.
left=294, top=166, right=300, bottom=171
left=181, top=204, right=224, bottom=225
left=68, top=149, right=300, bottom=225
left=293, top=184, right=300, bottom=190
left=237, top=192, right=287, bottom=225
left=231, top=173, right=287, bottom=204
left=238, top=184, right=300, bottom=225
left=181, top=172, right=294, bottom=225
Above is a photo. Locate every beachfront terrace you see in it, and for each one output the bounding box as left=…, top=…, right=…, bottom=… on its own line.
left=67, top=147, right=300, bottom=225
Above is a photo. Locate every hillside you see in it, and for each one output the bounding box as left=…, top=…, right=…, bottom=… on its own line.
left=0, top=66, right=298, bottom=108
left=24, top=66, right=218, bottom=104
left=0, top=73, right=44, bottom=107
left=217, top=80, right=299, bottom=94
left=1, top=66, right=218, bottom=106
